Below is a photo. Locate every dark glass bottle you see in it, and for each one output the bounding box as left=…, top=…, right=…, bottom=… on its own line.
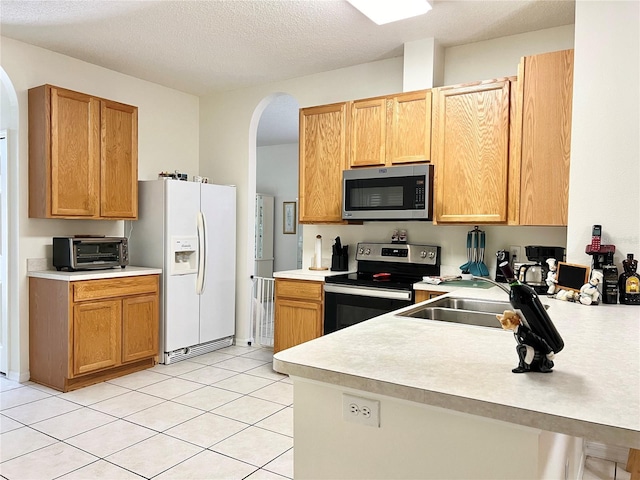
left=619, top=254, right=640, bottom=305
left=499, top=261, right=564, bottom=353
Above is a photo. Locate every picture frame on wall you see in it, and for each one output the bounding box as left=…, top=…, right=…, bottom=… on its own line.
left=283, top=201, right=296, bottom=234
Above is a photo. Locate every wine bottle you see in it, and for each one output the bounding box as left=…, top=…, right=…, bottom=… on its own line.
left=499, top=261, right=564, bottom=353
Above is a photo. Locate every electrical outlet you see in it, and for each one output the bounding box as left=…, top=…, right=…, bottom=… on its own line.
left=342, top=394, right=380, bottom=427
left=509, top=246, right=522, bottom=264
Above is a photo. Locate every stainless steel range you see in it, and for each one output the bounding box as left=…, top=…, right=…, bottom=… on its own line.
left=324, top=242, right=440, bottom=333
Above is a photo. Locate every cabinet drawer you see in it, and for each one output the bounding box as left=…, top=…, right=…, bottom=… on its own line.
left=275, top=279, right=323, bottom=302
left=73, top=275, right=159, bottom=302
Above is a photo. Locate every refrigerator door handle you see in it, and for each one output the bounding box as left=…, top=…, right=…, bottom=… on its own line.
left=196, top=211, right=207, bottom=294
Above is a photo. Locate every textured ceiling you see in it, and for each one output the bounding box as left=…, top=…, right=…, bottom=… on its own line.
left=1, top=0, right=575, bottom=145
left=1, top=0, right=575, bottom=96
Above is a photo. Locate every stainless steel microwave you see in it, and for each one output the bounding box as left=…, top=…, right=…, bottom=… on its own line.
left=342, top=164, right=433, bottom=221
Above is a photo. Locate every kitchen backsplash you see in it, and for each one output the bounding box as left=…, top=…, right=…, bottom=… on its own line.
left=302, top=223, right=568, bottom=278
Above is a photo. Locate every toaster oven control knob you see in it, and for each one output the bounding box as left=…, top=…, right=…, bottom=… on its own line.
left=358, top=247, right=364, bottom=255
left=420, top=250, right=427, bottom=258
left=364, top=248, right=371, bottom=255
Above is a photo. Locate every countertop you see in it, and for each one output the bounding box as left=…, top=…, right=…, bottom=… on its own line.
left=274, top=285, right=640, bottom=448
left=27, top=266, right=162, bottom=281
left=273, top=268, right=355, bottom=282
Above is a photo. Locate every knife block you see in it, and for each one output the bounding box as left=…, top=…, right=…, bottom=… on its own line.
left=331, top=253, right=349, bottom=272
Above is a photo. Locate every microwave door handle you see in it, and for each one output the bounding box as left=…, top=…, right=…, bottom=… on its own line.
left=196, top=212, right=206, bottom=294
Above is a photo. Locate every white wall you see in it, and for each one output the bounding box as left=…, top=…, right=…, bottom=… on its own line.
left=0, top=37, right=200, bottom=380
left=567, top=1, right=639, bottom=266
left=257, top=143, right=300, bottom=273
left=444, top=25, right=575, bottom=85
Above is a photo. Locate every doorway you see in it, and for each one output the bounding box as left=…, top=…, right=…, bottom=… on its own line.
left=254, top=94, right=301, bottom=275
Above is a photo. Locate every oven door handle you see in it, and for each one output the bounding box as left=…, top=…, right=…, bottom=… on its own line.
left=324, top=284, right=412, bottom=301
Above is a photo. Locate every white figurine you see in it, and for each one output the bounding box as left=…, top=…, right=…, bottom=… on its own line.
left=545, top=258, right=558, bottom=295
left=579, top=270, right=603, bottom=305
left=556, top=289, right=576, bottom=301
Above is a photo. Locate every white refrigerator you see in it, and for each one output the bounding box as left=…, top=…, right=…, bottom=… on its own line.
left=127, top=179, right=236, bottom=364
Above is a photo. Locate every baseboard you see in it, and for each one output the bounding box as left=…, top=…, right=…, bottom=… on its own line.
left=585, top=441, right=630, bottom=464
left=235, top=337, right=254, bottom=346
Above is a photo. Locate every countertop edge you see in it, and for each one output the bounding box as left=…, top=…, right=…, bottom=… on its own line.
left=27, top=266, right=162, bottom=281
left=273, top=357, right=640, bottom=449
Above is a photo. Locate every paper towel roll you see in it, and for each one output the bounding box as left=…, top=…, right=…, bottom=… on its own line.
left=315, top=235, right=322, bottom=269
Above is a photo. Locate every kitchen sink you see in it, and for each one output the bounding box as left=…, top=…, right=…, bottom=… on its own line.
left=397, top=297, right=549, bottom=329
left=421, top=297, right=514, bottom=315
left=400, top=306, right=502, bottom=328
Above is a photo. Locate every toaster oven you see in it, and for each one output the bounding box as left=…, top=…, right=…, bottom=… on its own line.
left=53, top=236, right=129, bottom=271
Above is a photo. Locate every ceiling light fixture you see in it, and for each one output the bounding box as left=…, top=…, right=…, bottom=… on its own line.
left=347, top=0, right=432, bottom=25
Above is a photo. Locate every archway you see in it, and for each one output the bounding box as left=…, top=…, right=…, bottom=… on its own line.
left=246, top=92, right=299, bottom=344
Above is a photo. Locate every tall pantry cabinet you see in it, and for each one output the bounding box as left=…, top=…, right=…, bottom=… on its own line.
left=28, top=84, right=138, bottom=219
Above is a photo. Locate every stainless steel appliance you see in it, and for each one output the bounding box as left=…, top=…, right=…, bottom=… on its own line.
left=342, top=165, right=433, bottom=221
left=53, top=236, right=129, bottom=271
left=324, top=242, right=440, bottom=333
left=519, top=246, right=565, bottom=294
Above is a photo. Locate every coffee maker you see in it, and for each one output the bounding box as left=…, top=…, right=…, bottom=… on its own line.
left=519, top=246, right=565, bottom=294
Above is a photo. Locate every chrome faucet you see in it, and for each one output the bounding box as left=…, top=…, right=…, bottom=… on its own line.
left=470, top=275, right=511, bottom=295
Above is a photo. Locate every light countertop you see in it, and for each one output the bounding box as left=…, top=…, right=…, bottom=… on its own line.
left=274, top=285, right=640, bottom=448
left=273, top=269, right=355, bottom=282
left=27, top=266, right=162, bottom=281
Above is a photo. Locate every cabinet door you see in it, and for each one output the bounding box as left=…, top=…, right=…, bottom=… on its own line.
left=414, top=290, right=446, bottom=303
left=518, top=49, right=573, bottom=226
left=73, top=299, right=121, bottom=376
left=101, top=100, right=138, bottom=219
left=50, top=87, right=101, bottom=217
left=349, top=98, right=386, bottom=168
left=387, top=91, right=432, bottom=164
left=274, top=299, right=322, bottom=354
left=122, top=294, right=158, bottom=363
left=432, top=80, right=511, bottom=223
left=299, top=103, right=348, bottom=223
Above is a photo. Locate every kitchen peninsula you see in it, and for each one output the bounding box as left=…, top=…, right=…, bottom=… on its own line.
left=273, top=286, right=640, bottom=479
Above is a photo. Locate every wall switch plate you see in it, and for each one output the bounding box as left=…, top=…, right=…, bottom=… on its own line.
left=342, top=393, right=380, bottom=427
left=509, top=246, right=522, bottom=264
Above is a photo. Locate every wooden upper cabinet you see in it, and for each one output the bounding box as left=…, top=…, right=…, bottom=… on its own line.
left=432, top=79, right=511, bottom=224
left=386, top=90, right=432, bottom=164
left=299, top=103, right=348, bottom=223
left=348, top=90, right=432, bottom=168
left=350, top=98, right=386, bottom=167
left=515, top=49, right=574, bottom=226
left=29, top=84, right=138, bottom=220
left=101, top=100, right=138, bottom=218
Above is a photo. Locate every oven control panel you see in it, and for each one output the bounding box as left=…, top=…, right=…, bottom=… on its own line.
left=355, top=243, right=439, bottom=265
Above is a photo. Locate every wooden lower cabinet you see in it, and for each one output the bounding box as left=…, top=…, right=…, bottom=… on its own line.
left=414, top=290, right=448, bottom=303
left=274, top=278, right=323, bottom=354
left=29, top=274, right=159, bottom=392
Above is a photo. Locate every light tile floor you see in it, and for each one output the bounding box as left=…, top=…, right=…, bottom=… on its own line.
left=0, top=344, right=292, bottom=479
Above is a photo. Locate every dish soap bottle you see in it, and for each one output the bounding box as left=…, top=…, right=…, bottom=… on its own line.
left=619, top=253, right=640, bottom=305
